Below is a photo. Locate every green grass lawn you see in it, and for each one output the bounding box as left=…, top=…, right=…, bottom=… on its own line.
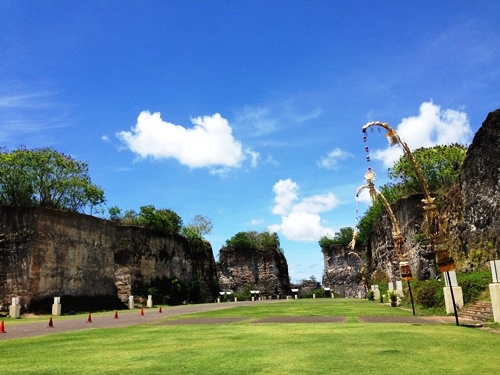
left=1, top=299, right=499, bottom=374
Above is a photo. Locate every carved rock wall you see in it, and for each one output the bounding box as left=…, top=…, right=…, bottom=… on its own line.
left=322, top=244, right=368, bottom=298
left=0, top=206, right=218, bottom=312
left=218, top=247, right=290, bottom=297
left=458, top=109, right=500, bottom=264
left=323, top=109, right=500, bottom=288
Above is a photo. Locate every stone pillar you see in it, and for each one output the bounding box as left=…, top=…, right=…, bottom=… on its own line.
left=9, top=297, right=21, bottom=319
left=147, top=295, right=153, bottom=308
left=372, top=285, right=380, bottom=301
left=395, top=280, right=404, bottom=297
left=489, top=260, right=500, bottom=323
left=489, top=283, right=500, bottom=323
left=234, top=297, right=238, bottom=302
left=443, top=271, right=463, bottom=314
left=313, top=294, right=316, bottom=299
left=128, top=296, right=134, bottom=310
left=52, top=297, right=62, bottom=316
left=217, top=297, right=221, bottom=303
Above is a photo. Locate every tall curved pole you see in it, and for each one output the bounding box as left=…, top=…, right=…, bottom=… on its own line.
left=348, top=251, right=368, bottom=298
left=355, top=170, right=404, bottom=258
left=356, top=169, right=415, bottom=313
left=361, top=121, right=455, bottom=273
left=362, top=121, right=454, bottom=321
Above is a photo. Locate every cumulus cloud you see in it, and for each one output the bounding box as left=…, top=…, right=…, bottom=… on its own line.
left=318, top=148, right=353, bottom=169
left=269, top=178, right=338, bottom=242
left=117, top=111, right=245, bottom=170
left=370, top=101, right=473, bottom=168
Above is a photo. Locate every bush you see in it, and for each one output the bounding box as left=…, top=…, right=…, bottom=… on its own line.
left=411, top=279, right=444, bottom=309
left=367, top=290, right=375, bottom=301
left=457, top=271, right=491, bottom=304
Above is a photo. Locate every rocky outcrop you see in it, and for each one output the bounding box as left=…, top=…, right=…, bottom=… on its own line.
left=323, top=109, right=500, bottom=290
left=0, top=206, right=218, bottom=312
left=218, top=247, right=290, bottom=297
left=458, top=109, right=500, bottom=266
left=322, top=244, right=368, bottom=298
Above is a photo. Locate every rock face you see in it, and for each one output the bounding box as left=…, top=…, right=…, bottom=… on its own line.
left=458, top=109, right=500, bottom=265
left=323, top=109, right=500, bottom=292
left=0, top=206, right=218, bottom=312
left=218, top=247, right=290, bottom=297
left=322, top=244, right=368, bottom=298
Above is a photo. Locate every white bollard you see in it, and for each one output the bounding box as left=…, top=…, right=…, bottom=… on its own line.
left=9, top=297, right=21, bottom=319
left=443, top=271, right=463, bottom=314
left=52, top=296, right=62, bottom=316
left=128, top=295, right=134, bottom=310
left=489, top=260, right=500, bottom=322
left=147, top=295, right=153, bottom=308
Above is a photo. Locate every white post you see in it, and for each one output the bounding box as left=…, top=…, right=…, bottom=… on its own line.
left=489, top=260, right=500, bottom=323
left=313, top=293, right=316, bottom=299
left=395, top=280, right=404, bottom=297
left=52, top=296, right=62, bottom=316
left=9, top=297, right=21, bottom=319
left=443, top=270, right=463, bottom=314
left=147, top=295, right=153, bottom=308
left=128, top=295, right=134, bottom=310
left=373, top=285, right=381, bottom=301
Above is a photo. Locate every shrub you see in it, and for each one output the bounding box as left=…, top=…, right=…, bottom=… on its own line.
left=457, top=271, right=491, bottom=304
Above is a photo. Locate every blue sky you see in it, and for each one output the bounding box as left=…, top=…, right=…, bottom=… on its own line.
left=1, top=1, right=499, bottom=283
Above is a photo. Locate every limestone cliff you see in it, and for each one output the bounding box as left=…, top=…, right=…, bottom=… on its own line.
left=218, top=246, right=290, bottom=297
left=322, top=244, right=368, bottom=298
left=0, top=206, right=218, bottom=312
left=457, top=109, right=500, bottom=266
left=323, top=109, right=500, bottom=291
left=366, top=110, right=499, bottom=281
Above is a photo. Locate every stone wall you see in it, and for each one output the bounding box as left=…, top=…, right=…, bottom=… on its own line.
left=0, top=206, right=218, bottom=312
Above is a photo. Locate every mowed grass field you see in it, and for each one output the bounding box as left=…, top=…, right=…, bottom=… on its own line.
left=1, top=299, right=499, bottom=374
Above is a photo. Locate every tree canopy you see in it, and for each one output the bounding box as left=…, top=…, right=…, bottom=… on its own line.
left=389, top=144, right=467, bottom=196
left=319, top=227, right=354, bottom=250
left=224, top=231, right=282, bottom=253
left=356, top=144, right=467, bottom=245
left=0, top=146, right=105, bottom=213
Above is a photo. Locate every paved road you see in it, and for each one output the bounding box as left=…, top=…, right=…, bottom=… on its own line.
left=0, top=302, right=245, bottom=341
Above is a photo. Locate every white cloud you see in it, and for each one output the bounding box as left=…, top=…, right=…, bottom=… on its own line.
left=370, top=101, right=473, bottom=168
left=245, top=148, right=260, bottom=168
left=117, top=111, right=245, bottom=170
left=271, top=178, right=299, bottom=215
left=269, top=179, right=338, bottom=242
left=318, top=148, right=353, bottom=170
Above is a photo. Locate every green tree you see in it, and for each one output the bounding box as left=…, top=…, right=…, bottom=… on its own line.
left=389, top=144, right=467, bottom=196
left=182, top=214, right=213, bottom=239
left=224, top=230, right=282, bottom=253
left=356, top=144, right=467, bottom=245
left=0, top=146, right=105, bottom=213
left=108, top=206, right=122, bottom=222
left=225, top=231, right=257, bottom=253
left=137, top=205, right=183, bottom=235
left=319, top=227, right=354, bottom=249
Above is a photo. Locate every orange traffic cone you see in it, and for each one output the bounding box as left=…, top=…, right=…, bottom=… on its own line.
left=0, top=320, right=6, bottom=333
left=140, top=308, right=144, bottom=316
left=114, top=310, right=119, bottom=319
left=87, top=313, right=92, bottom=323
left=159, top=306, right=162, bottom=313
left=47, top=317, right=54, bottom=328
